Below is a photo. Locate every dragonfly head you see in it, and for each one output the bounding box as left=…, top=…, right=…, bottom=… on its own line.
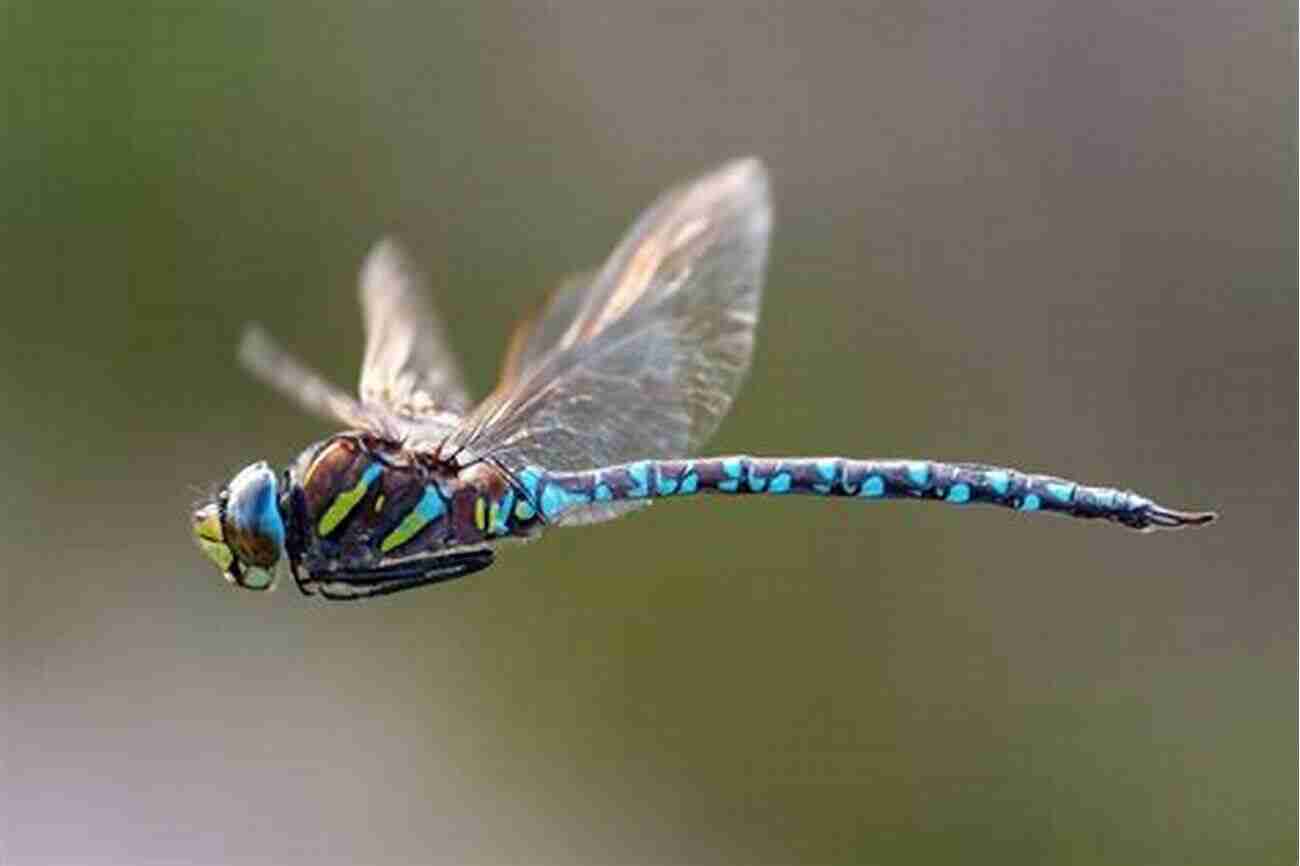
left=192, top=461, right=286, bottom=591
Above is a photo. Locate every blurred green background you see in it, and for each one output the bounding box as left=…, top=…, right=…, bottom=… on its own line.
left=3, top=1, right=1294, bottom=863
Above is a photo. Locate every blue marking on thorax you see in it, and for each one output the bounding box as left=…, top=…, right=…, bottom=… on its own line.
left=768, top=472, right=792, bottom=494
left=860, top=475, right=885, bottom=497
left=945, top=483, right=971, bottom=504
left=415, top=485, right=447, bottom=521
left=1045, top=482, right=1075, bottom=504
left=1020, top=493, right=1041, bottom=512
left=493, top=489, right=515, bottom=534
left=626, top=462, right=651, bottom=497
left=985, top=470, right=1010, bottom=496
left=906, top=462, right=930, bottom=488
left=540, top=483, right=591, bottom=520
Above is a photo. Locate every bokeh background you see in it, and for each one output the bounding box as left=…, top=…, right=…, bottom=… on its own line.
left=3, top=2, right=1294, bottom=863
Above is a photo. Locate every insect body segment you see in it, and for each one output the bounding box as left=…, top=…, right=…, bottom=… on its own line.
left=291, top=435, right=539, bottom=561
left=238, top=435, right=525, bottom=599
left=535, top=457, right=1215, bottom=531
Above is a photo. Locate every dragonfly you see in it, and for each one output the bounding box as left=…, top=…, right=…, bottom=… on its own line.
left=191, top=158, right=1216, bottom=600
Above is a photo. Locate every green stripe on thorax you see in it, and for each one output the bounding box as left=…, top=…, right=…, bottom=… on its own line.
left=379, top=485, right=447, bottom=553
left=318, top=463, right=383, bottom=536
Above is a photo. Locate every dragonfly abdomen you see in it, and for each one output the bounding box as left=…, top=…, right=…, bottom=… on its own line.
left=531, top=456, right=1216, bottom=531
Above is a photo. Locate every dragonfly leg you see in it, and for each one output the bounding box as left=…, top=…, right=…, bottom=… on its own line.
left=291, top=549, right=495, bottom=600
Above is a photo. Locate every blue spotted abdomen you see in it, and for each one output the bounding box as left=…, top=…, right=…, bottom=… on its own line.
left=529, top=456, right=1213, bottom=531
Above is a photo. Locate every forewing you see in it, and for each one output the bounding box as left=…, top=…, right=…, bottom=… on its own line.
left=494, top=269, right=594, bottom=392
left=358, top=239, right=473, bottom=419
left=444, top=158, right=772, bottom=479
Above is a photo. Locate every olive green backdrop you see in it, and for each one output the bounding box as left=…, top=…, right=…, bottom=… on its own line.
left=3, top=2, right=1294, bottom=864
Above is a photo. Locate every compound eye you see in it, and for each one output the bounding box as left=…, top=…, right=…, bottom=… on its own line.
left=222, top=462, right=286, bottom=570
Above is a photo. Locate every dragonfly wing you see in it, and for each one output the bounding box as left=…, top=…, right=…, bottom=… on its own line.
left=548, top=499, right=650, bottom=526
left=494, top=269, right=595, bottom=392
left=446, top=158, right=772, bottom=504
left=357, top=238, right=473, bottom=421
left=239, top=325, right=394, bottom=433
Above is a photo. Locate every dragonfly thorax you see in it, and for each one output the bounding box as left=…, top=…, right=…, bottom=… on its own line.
left=271, top=433, right=537, bottom=599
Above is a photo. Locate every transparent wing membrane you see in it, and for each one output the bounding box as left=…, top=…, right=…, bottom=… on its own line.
left=358, top=238, right=473, bottom=420
left=494, top=269, right=595, bottom=392
left=445, top=159, right=772, bottom=488
left=239, top=325, right=388, bottom=433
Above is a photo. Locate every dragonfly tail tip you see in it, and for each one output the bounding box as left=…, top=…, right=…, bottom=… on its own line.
left=1145, top=503, right=1219, bottom=530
